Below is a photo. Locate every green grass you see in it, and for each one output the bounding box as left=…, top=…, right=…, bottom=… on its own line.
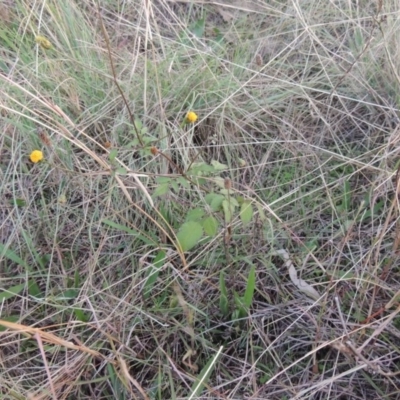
left=1, top=1, right=400, bottom=399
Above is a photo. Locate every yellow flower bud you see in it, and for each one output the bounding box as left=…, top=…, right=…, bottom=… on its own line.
left=186, top=111, right=198, bottom=123
left=35, top=36, right=51, bottom=50
left=29, top=150, right=44, bottom=163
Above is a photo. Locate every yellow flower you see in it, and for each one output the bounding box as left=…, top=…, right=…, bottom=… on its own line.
left=186, top=111, right=198, bottom=123
left=29, top=150, right=44, bottom=163
left=35, top=35, right=51, bottom=50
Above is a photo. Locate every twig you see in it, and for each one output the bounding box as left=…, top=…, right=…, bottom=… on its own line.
left=96, top=2, right=144, bottom=147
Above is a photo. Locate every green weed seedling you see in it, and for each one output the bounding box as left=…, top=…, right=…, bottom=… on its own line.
left=219, top=265, right=256, bottom=325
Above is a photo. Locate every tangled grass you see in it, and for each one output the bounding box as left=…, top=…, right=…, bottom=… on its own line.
left=1, top=1, right=400, bottom=399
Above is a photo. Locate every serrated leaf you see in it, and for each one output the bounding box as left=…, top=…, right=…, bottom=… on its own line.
left=152, top=183, right=170, bottom=197
left=229, top=197, right=239, bottom=207
left=134, top=119, right=143, bottom=131
left=219, top=192, right=238, bottom=208
left=186, top=208, right=205, bottom=221
left=211, top=160, right=228, bottom=170
left=171, top=180, right=179, bottom=192
left=210, top=194, right=224, bottom=211
left=189, top=162, right=215, bottom=175
left=214, top=177, right=225, bottom=188
left=177, top=221, right=203, bottom=252
left=240, top=201, right=253, bottom=224
left=203, top=216, right=218, bottom=236
left=205, top=193, right=217, bottom=205
left=177, top=177, right=190, bottom=188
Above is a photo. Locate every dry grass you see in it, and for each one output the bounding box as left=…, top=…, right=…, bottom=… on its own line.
left=1, top=0, right=400, bottom=399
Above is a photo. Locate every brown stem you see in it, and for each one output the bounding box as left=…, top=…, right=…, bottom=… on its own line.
left=97, top=3, right=144, bottom=147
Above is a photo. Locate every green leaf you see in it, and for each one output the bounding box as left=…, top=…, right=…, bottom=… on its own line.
left=240, top=201, right=254, bottom=224
left=177, top=221, right=203, bottom=252
left=203, top=216, right=218, bottom=236
left=343, top=180, right=351, bottom=212
left=211, top=160, right=228, bottom=170
left=152, top=183, right=170, bottom=197
left=116, top=167, right=127, bottom=175
left=57, top=288, right=79, bottom=300
left=0, top=283, right=26, bottom=301
left=102, top=219, right=155, bottom=245
left=205, top=193, right=217, bottom=205
left=0, top=315, right=20, bottom=332
left=186, top=208, right=205, bottom=221
left=21, top=229, right=45, bottom=271
left=229, top=197, right=239, bottom=208
left=134, top=119, right=143, bottom=131
left=156, top=177, right=171, bottom=184
left=189, top=18, right=205, bottom=39
left=243, top=265, right=256, bottom=309
left=189, top=162, right=215, bottom=175
left=189, top=348, right=221, bottom=398
left=27, top=279, right=41, bottom=297
left=143, top=250, right=165, bottom=299
left=73, top=308, right=90, bottom=322
left=222, top=200, right=235, bottom=223
left=233, top=291, right=245, bottom=319
left=0, top=243, right=30, bottom=271
left=219, top=272, right=229, bottom=317
left=108, top=148, right=118, bottom=161
left=11, top=198, right=26, bottom=207
left=236, top=195, right=244, bottom=205
left=214, top=177, right=226, bottom=188
left=212, top=27, right=224, bottom=44
left=209, top=194, right=224, bottom=211
left=170, top=180, right=179, bottom=192
left=74, top=268, right=81, bottom=288
left=177, top=176, right=190, bottom=188
left=256, top=203, right=267, bottom=221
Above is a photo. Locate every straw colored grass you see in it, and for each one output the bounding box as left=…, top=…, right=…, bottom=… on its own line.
left=1, top=0, right=400, bottom=399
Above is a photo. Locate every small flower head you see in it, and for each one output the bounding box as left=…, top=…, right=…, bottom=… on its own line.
left=35, top=35, right=51, bottom=50
left=185, top=111, right=198, bottom=124
left=29, top=150, right=44, bottom=163
left=150, top=146, right=159, bottom=156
